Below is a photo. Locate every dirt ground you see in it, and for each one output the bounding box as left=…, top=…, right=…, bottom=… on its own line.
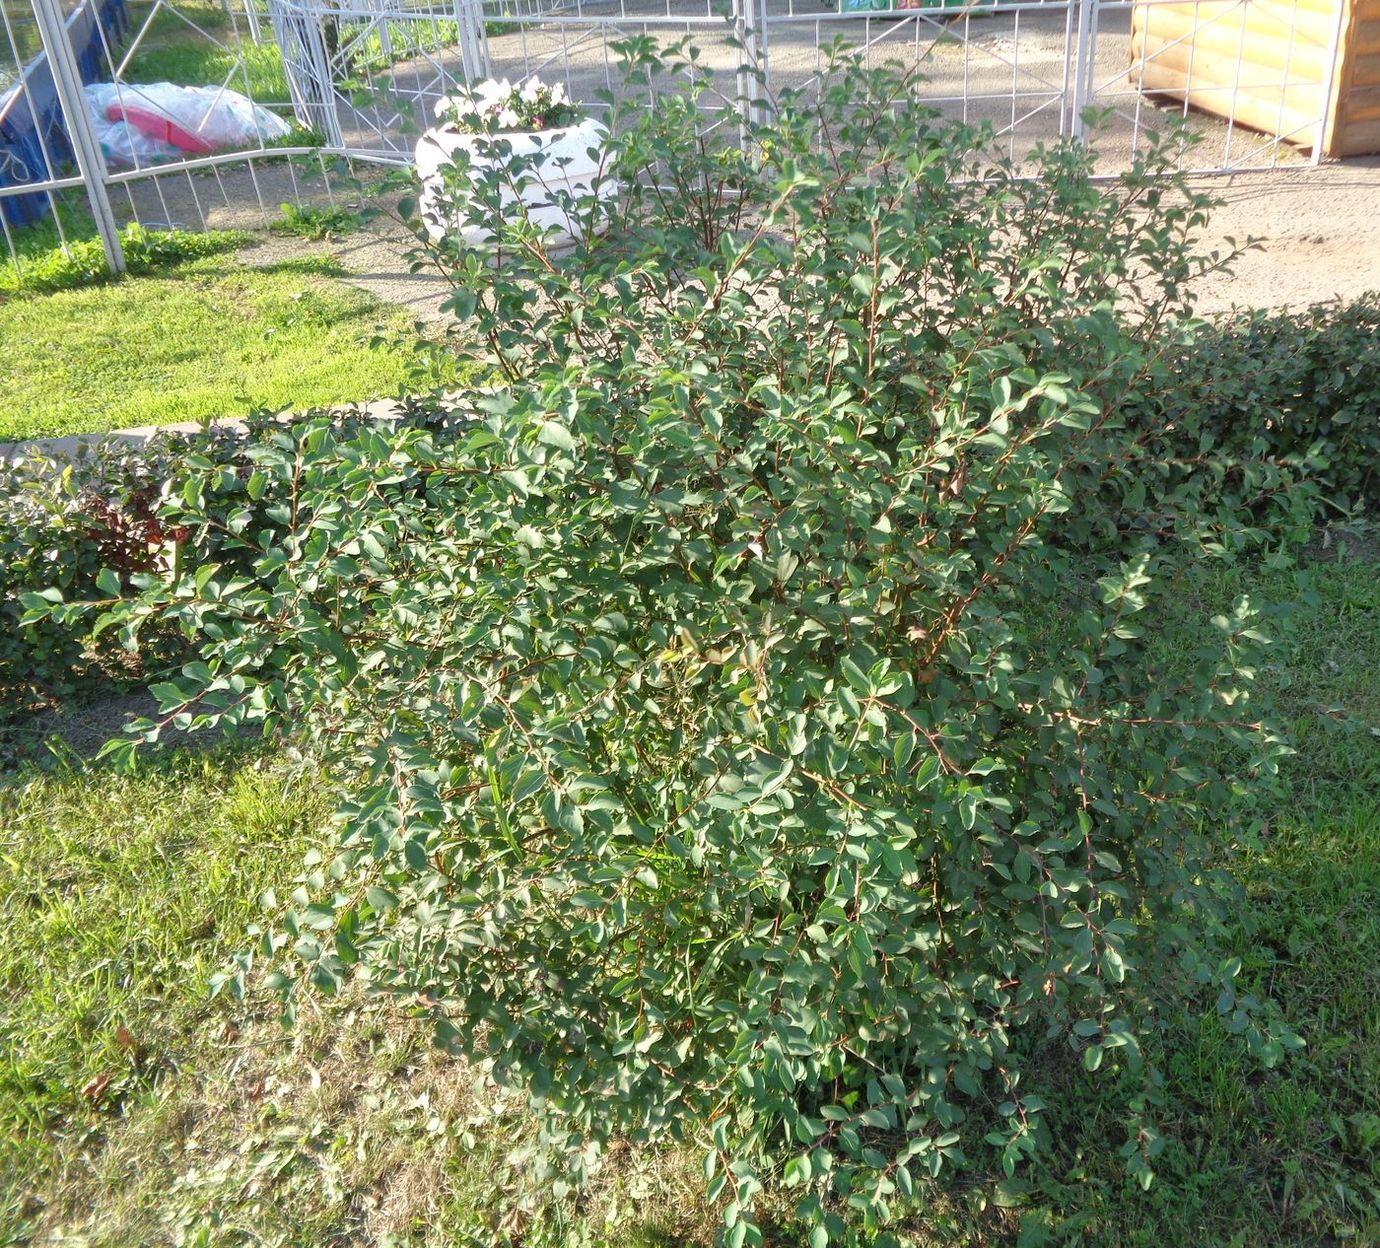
left=1189, top=158, right=1380, bottom=315
left=232, top=154, right=1380, bottom=322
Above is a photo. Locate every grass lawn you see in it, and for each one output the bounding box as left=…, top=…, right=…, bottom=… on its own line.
left=1, top=547, right=1377, bottom=1245
left=0, top=251, right=446, bottom=440
left=0, top=1, right=42, bottom=91
left=998, top=551, right=1380, bottom=1247
left=121, top=0, right=292, bottom=110
left=0, top=749, right=704, bottom=1245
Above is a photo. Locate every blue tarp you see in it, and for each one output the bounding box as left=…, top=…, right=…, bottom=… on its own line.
left=0, top=0, right=128, bottom=228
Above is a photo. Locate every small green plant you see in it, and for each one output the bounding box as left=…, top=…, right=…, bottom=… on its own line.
left=270, top=201, right=366, bottom=240
left=1, top=455, right=163, bottom=719
left=39, top=41, right=1321, bottom=1247
left=262, top=123, right=329, bottom=150
left=0, top=427, right=262, bottom=723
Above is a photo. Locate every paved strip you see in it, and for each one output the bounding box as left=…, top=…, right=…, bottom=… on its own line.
left=0, top=398, right=419, bottom=467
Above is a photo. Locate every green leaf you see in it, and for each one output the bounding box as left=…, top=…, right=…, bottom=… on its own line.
left=365, top=886, right=398, bottom=911
left=782, top=1153, right=811, bottom=1186
left=538, top=420, right=576, bottom=452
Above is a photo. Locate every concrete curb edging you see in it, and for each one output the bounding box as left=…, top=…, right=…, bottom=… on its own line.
left=0, top=397, right=421, bottom=468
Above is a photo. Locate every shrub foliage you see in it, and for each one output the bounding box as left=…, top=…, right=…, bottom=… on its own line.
left=30, top=45, right=1320, bottom=1241
left=1148, top=294, right=1380, bottom=514
left=1, top=441, right=184, bottom=715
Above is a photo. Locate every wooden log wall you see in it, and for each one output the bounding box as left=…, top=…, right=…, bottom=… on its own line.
left=1130, top=0, right=1380, bottom=158
left=1328, top=0, right=1380, bottom=155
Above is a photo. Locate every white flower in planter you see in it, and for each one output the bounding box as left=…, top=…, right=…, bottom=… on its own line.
left=417, top=76, right=616, bottom=249
left=476, top=77, right=511, bottom=104
left=435, top=93, right=475, bottom=121
left=431, top=76, right=584, bottom=135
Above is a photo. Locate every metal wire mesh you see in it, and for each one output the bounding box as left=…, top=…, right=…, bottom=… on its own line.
left=1, top=0, right=353, bottom=281
left=0, top=0, right=1347, bottom=283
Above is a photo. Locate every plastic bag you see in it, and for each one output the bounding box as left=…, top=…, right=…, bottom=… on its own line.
left=87, top=112, right=183, bottom=169
left=84, top=82, right=291, bottom=166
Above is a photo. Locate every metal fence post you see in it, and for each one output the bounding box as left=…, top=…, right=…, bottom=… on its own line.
left=242, top=0, right=263, bottom=45
left=454, top=0, right=491, bottom=84
left=751, top=0, right=771, bottom=128
left=267, top=0, right=344, bottom=148
left=1068, top=0, right=1095, bottom=143
left=730, top=0, right=770, bottom=151
left=30, top=0, right=125, bottom=274
left=732, top=0, right=751, bottom=149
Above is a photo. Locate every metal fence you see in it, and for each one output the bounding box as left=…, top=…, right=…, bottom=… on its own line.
left=0, top=0, right=354, bottom=279
left=0, top=0, right=1350, bottom=282
left=272, top=0, right=1344, bottom=167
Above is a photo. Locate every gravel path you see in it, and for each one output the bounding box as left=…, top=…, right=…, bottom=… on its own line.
left=255, top=156, right=1380, bottom=319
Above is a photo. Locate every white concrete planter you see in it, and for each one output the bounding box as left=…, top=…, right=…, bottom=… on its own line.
left=415, top=117, right=612, bottom=249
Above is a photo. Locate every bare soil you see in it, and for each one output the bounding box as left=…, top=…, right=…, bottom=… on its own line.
left=238, top=156, right=1380, bottom=321
left=1190, top=158, right=1380, bottom=315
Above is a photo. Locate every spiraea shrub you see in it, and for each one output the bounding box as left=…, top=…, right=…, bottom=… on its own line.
left=41, top=43, right=1312, bottom=1244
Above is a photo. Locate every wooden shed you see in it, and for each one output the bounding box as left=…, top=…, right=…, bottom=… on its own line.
left=1129, top=0, right=1380, bottom=159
